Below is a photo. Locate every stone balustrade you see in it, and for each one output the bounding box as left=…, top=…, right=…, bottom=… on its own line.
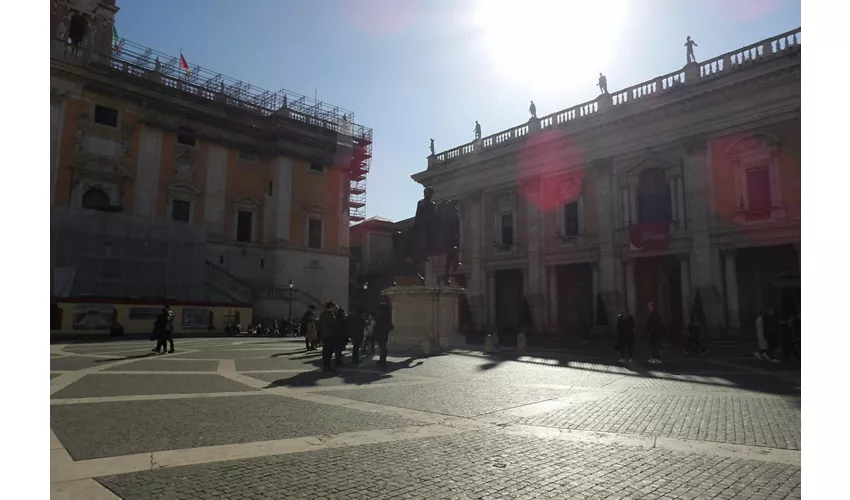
left=429, top=27, right=800, bottom=169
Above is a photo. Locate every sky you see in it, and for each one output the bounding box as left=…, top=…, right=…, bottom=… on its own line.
left=114, top=0, right=801, bottom=222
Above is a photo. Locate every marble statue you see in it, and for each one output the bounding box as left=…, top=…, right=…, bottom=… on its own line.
left=598, top=73, right=609, bottom=94
left=685, top=36, right=698, bottom=64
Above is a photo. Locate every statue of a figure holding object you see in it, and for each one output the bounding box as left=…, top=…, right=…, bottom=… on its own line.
left=685, top=36, right=698, bottom=64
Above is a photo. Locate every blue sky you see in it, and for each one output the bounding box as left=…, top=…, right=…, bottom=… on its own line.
left=115, top=0, right=800, bottom=222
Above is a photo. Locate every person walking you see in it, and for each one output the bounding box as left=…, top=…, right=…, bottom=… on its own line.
left=301, top=305, right=317, bottom=350
left=335, top=308, right=349, bottom=366
left=780, top=311, right=800, bottom=363
left=152, top=305, right=171, bottom=354
left=319, top=302, right=341, bottom=372
left=645, top=302, right=664, bottom=364
left=684, top=314, right=706, bottom=355
left=362, top=312, right=375, bottom=355
left=372, top=303, right=394, bottom=370
left=348, top=308, right=367, bottom=363
left=164, top=306, right=175, bottom=354
left=616, top=311, right=636, bottom=364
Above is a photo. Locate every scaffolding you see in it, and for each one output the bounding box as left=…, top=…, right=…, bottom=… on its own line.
left=105, top=38, right=374, bottom=222
left=51, top=207, right=207, bottom=300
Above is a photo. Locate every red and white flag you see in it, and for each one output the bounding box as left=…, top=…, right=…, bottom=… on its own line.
left=179, top=53, right=190, bottom=75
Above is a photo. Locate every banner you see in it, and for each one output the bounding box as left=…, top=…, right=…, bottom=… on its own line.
left=182, top=307, right=212, bottom=329
left=628, top=222, right=670, bottom=251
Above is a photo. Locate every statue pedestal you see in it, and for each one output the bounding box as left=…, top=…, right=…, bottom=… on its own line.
left=382, top=285, right=467, bottom=354
left=684, top=62, right=700, bottom=83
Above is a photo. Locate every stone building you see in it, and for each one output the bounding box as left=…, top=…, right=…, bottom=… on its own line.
left=348, top=216, right=414, bottom=312
left=414, top=29, right=801, bottom=338
left=50, top=0, right=372, bottom=317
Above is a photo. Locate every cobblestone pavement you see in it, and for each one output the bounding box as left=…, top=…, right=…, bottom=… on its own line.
left=50, top=337, right=801, bottom=499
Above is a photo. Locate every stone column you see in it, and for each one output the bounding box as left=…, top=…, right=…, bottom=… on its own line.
left=680, top=254, right=691, bottom=326
left=624, top=259, right=637, bottom=315
left=621, top=187, right=631, bottom=227
left=591, top=263, right=599, bottom=325
left=424, top=258, right=438, bottom=287
left=669, top=179, right=679, bottom=223
left=628, top=180, right=639, bottom=225
left=487, top=272, right=496, bottom=326
left=467, top=194, right=485, bottom=326
left=675, top=176, right=686, bottom=229
left=548, top=266, right=558, bottom=329
left=724, top=251, right=740, bottom=329
left=524, top=179, right=546, bottom=329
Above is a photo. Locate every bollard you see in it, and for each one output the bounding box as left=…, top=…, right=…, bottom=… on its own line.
left=517, top=332, right=527, bottom=353
left=483, top=333, right=493, bottom=353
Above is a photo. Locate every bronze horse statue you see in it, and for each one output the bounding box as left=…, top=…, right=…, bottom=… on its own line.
left=392, top=198, right=460, bottom=285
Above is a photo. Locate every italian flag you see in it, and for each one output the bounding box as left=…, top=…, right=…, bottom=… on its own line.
left=180, top=53, right=190, bottom=75
left=112, top=25, right=123, bottom=54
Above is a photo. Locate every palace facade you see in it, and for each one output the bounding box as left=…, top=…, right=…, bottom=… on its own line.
left=50, top=0, right=372, bottom=317
left=414, top=29, right=801, bottom=338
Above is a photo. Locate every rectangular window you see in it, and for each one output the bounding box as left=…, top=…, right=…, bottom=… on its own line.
left=563, top=201, right=579, bottom=236
left=94, top=105, right=118, bottom=127
left=260, top=258, right=265, bottom=268
left=171, top=199, right=191, bottom=223
left=268, top=180, right=273, bottom=196
left=500, top=213, right=514, bottom=245
left=236, top=210, right=253, bottom=242
left=308, top=218, right=323, bottom=249
left=746, top=167, right=772, bottom=211
left=309, top=162, right=324, bottom=173
left=177, top=127, right=196, bottom=147
left=219, top=255, right=224, bottom=265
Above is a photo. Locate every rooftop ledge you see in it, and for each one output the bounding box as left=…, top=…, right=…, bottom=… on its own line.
left=51, top=35, right=372, bottom=144
left=425, top=27, right=800, bottom=171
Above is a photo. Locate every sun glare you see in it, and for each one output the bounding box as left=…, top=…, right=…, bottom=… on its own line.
left=472, top=0, right=633, bottom=96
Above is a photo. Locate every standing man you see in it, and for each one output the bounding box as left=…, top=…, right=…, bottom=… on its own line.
left=372, top=303, right=394, bottom=370
left=319, top=302, right=341, bottom=372
left=645, top=302, right=664, bottom=364
left=348, top=308, right=367, bottom=363
left=165, top=305, right=175, bottom=354
left=301, top=305, right=317, bottom=350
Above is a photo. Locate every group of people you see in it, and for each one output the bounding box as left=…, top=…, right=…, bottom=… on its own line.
left=754, top=309, right=800, bottom=363
left=300, top=302, right=394, bottom=372
left=615, top=301, right=800, bottom=365
left=151, top=305, right=175, bottom=354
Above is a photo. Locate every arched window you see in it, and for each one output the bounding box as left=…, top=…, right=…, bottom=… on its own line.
left=68, top=14, right=88, bottom=46
left=638, top=168, right=671, bottom=223
left=82, top=188, right=110, bottom=211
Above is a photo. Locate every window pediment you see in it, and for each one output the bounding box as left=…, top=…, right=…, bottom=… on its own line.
left=303, top=202, right=328, bottom=214
left=168, top=181, right=201, bottom=196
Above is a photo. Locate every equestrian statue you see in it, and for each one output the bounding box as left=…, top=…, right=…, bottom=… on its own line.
left=392, top=186, right=461, bottom=285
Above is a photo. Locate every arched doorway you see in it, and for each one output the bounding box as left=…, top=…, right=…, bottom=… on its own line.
left=82, top=188, right=110, bottom=211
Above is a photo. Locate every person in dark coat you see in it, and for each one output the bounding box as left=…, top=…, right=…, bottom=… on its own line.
left=372, top=303, right=394, bottom=369
left=319, top=302, right=341, bottom=371
left=335, top=308, right=349, bottom=366
left=685, top=314, right=706, bottom=355
left=152, top=306, right=171, bottom=354
left=347, top=308, right=367, bottom=363
left=301, top=305, right=317, bottom=350
left=645, top=302, right=664, bottom=364
left=762, top=308, right=780, bottom=363
left=781, top=311, right=800, bottom=363
left=616, top=312, right=636, bottom=364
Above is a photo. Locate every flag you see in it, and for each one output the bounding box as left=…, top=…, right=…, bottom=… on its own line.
left=179, top=53, right=190, bottom=75
left=111, top=25, right=123, bottom=54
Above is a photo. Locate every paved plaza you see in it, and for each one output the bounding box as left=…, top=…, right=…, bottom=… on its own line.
left=50, top=338, right=801, bottom=499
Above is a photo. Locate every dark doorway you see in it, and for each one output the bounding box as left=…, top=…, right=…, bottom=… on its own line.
left=495, top=270, right=523, bottom=331
left=555, top=263, right=594, bottom=333
left=634, top=255, right=683, bottom=340
left=736, top=245, right=800, bottom=335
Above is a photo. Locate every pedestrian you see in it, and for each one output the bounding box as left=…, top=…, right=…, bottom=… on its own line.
left=616, top=311, right=635, bottom=364
left=151, top=305, right=171, bottom=354
left=165, top=306, right=175, bottom=353
left=301, top=305, right=317, bottom=350
left=335, top=308, right=349, bottom=366
left=362, top=312, right=375, bottom=354
left=645, top=302, right=664, bottom=364
left=763, top=308, right=781, bottom=363
left=684, top=314, right=706, bottom=355
left=780, top=311, right=800, bottom=363
left=372, top=303, right=394, bottom=369
left=348, top=308, right=367, bottom=363
left=319, top=302, right=341, bottom=371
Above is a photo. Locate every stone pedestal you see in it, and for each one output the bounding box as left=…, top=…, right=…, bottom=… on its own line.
left=684, top=62, right=700, bottom=84
left=382, top=285, right=467, bottom=354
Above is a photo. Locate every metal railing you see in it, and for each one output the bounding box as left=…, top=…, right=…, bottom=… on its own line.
left=432, top=27, right=801, bottom=166
left=51, top=35, right=373, bottom=144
